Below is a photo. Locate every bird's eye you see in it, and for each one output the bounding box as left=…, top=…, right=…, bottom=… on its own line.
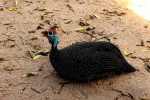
left=48, top=32, right=54, bottom=37
left=48, top=32, right=52, bottom=35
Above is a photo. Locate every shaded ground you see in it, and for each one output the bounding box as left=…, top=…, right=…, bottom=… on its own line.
left=0, top=0, right=150, bottom=100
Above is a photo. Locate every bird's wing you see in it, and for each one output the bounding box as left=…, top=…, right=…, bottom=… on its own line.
left=69, top=42, right=125, bottom=60
left=75, top=47, right=124, bottom=72
left=61, top=41, right=125, bottom=72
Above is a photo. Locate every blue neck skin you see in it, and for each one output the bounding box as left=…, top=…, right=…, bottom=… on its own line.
left=48, top=34, right=58, bottom=49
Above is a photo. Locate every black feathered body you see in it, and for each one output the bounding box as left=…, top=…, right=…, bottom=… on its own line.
left=50, top=41, right=135, bottom=82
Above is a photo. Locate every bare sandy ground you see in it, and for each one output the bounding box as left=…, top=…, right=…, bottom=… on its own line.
left=0, top=0, right=150, bottom=100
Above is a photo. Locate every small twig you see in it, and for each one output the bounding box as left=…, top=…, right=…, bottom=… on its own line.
left=93, top=33, right=116, bottom=42
left=98, top=33, right=116, bottom=39
left=128, top=92, right=135, bottom=100
left=112, top=88, right=129, bottom=96
left=31, top=87, right=41, bottom=94
left=113, top=94, right=123, bottom=100
left=20, top=84, right=28, bottom=94
left=136, top=40, right=144, bottom=46
left=93, top=22, right=101, bottom=28
left=84, top=32, right=96, bottom=38
left=66, top=4, right=74, bottom=12
left=112, top=88, right=134, bottom=100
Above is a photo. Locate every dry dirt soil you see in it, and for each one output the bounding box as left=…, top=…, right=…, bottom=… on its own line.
left=0, top=0, right=150, bottom=100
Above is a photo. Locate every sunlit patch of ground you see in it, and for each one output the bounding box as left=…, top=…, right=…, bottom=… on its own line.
left=125, top=0, right=150, bottom=21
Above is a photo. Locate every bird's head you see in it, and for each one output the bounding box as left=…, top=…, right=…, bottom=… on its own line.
left=41, top=26, right=59, bottom=48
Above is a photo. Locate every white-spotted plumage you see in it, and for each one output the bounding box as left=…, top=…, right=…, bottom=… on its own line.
left=50, top=41, right=135, bottom=82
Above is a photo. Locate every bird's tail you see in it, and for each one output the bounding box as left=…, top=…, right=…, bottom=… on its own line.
left=123, top=62, right=136, bottom=72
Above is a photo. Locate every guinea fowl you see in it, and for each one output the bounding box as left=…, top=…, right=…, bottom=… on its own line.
left=42, top=26, right=136, bottom=82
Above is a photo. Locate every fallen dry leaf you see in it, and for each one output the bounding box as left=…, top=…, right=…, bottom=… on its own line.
left=35, top=50, right=49, bottom=56
left=22, top=72, right=39, bottom=77
left=37, top=9, right=47, bottom=11
left=0, top=8, right=4, bottom=11
left=25, top=0, right=33, bottom=3
left=141, top=49, right=150, bottom=52
left=36, top=26, right=43, bottom=30
left=10, top=44, right=15, bottom=48
left=102, top=9, right=127, bottom=17
left=53, top=8, right=60, bottom=11
left=79, top=22, right=89, bottom=26
left=43, top=20, right=50, bottom=25
left=0, top=58, right=5, bottom=61
left=37, top=0, right=46, bottom=4
left=30, top=37, right=38, bottom=40
left=141, top=97, right=149, bottom=100
left=123, top=50, right=132, bottom=56
left=143, top=57, right=150, bottom=62
left=3, top=23, right=13, bottom=25
left=75, top=28, right=85, bottom=33
left=144, top=63, right=150, bottom=73
left=62, top=18, right=69, bottom=20
left=33, top=8, right=47, bottom=11
left=8, top=0, right=19, bottom=11
left=93, top=14, right=100, bottom=19
left=16, top=0, right=19, bottom=6
left=28, top=30, right=36, bottom=33
left=86, top=27, right=95, bottom=31
left=33, top=55, right=42, bottom=60
left=116, top=12, right=126, bottom=16
left=65, top=19, right=73, bottom=24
